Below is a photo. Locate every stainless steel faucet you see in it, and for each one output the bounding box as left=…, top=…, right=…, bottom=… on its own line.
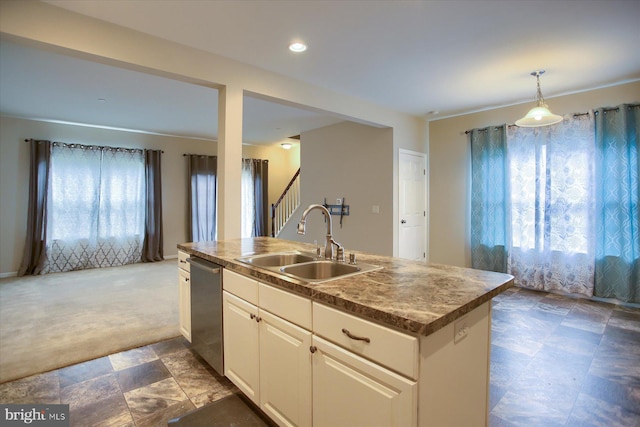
left=297, top=204, right=342, bottom=260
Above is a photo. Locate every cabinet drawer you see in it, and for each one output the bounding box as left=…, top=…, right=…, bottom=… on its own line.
left=178, top=251, right=190, bottom=272
left=259, top=282, right=312, bottom=330
left=313, top=303, right=418, bottom=380
left=223, top=269, right=259, bottom=305
left=178, top=267, right=190, bottom=284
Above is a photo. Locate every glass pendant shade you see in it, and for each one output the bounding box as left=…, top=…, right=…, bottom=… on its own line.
left=515, top=70, right=563, bottom=127
left=515, top=104, right=563, bottom=127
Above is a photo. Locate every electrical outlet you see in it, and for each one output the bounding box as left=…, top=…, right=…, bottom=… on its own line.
left=336, top=198, right=342, bottom=205
left=372, top=205, right=380, bottom=214
left=454, top=317, right=469, bottom=343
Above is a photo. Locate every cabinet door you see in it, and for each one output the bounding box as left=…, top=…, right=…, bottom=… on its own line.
left=312, top=336, right=417, bottom=427
left=178, top=268, right=191, bottom=342
left=223, top=290, right=260, bottom=404
left=259, top=310, right=312, bottom=427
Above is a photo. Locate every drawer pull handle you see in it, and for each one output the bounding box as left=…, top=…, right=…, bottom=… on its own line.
left=250, top=313, right=256, bottom=320
left=255, top=316, right=262, bottom=323
left=179, top=259, right=187, bottom=263
left=309, top=346, right=317, bottom=354
left=342, top=328, right=370, bottom=343
left=185, top=278, right=189, bottom=282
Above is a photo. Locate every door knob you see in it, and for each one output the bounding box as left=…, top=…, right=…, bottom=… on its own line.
left=401, top=219, right=406, bottom=224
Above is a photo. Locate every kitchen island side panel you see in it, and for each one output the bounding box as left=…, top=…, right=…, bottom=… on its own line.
left=418, top=302, right=491, bottom=427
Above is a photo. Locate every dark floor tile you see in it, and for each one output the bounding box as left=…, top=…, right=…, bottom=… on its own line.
left=108, top=346, right=158, bottom=371
left=493, top=290, right=542, bottom=312
left=608, top=309, right=640, bottom=334
left=502, top=347, right=588, bottom=423
left=168, top=393, right=274, bottom=427
left=123, top=377, right=189, bottom=423
left=491, top=307, right=518, bottom=333
left=491, top=327, right=548, bottom=356
left=489, top=383, right=508, bottom=411
left=490, top=345, right=532, bottom=389
left=69, top=393, right=133, bottom=427
left=58, top=356, right=113, bottom=388
left=580, top=373, right=640, bottom=415
left=488, top=413, right=518, bottom=427
left=115, top=359, right=172, bottom=393
left=544, top=325, right=603, bottom=358
left=60, top=374, right=121, bottom=411
left=490, top=390, right=568, bottom=427
left=603, top=323, right=640, bottom=344
left=492, top=287, right=520, bottom=304
left=562, top=300, right=613, bottom=334
left=589, top=333, right=640, bottom=388
left=566, top=392, right=640, bottom=427
left=527, top=345, right=593, bottom=386
left=612, top=304, right=640, bottom=316
left=527, top=305, right=566, bottom=324
left=0, top=371, right=59, bottom=404
left=136, top=399, right=196, bottom=427
left=535, top=293, right=578, bottom=316
left=162, top=349, right=236, bottom=403
left=150, top=337, right=189, bottom=357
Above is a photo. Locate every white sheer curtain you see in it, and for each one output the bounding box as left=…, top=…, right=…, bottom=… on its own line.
left=506, top=114, right=596, bottom=296
left=43, top=143, right=145, bottom=272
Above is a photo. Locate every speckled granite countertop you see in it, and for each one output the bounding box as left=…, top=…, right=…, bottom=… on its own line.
left=178, top=237, right=513, bottom=337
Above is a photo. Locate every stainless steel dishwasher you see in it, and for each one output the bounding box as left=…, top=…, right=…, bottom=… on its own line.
left=186, top=257, right=224, bottom=375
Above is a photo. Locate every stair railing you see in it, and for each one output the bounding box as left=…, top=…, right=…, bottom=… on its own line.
left=271, top=168, right=301, bottom=237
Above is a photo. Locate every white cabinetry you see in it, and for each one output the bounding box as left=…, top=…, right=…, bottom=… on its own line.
left=312, top=335, right=416, bottom=427
left=222, top=291, right=260, bottom=402
left=177, top=251, right=191, bottom=342
left=312, top=302, right=418, bottom=427
left=222, top=268, right=491, bottom=427
left=223, top=269, right=312, bottom=427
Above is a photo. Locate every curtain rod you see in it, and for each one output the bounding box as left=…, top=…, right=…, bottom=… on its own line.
left=23, top=139, right=164, bottom=153
left=465, top=103, right=640, bottom=134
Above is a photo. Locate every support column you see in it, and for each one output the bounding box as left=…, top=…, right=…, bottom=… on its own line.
left=217, top=85, right=243, bottom=240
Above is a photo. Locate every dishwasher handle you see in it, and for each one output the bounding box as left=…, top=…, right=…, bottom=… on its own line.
left=186, top=257, right=221, bottom=274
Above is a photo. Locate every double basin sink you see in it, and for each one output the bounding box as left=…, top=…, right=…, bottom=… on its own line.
left=236, top=251, right=382, bottom=283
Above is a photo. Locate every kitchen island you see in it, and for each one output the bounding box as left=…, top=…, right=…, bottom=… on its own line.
left=178, top=237, right=513, bottom=427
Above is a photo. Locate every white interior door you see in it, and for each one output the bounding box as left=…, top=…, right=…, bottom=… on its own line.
left=398, top=150, right=426, bottom=261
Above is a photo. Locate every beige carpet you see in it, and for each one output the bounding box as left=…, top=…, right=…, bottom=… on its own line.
left=0, top=260, right=180, bottom=383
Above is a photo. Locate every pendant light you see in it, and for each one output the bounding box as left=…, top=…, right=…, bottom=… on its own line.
left=515, top=70, right=563, bottom=127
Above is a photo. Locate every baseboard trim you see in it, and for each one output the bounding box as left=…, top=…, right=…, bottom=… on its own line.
left=0, top=271, right=18, bottom=279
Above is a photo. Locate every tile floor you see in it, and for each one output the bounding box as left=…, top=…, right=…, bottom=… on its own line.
left=0, top=286, right=638, bottom=426
left=0, top=338, right=238, bottom=426
left=489, top=287, right=640, bottom=427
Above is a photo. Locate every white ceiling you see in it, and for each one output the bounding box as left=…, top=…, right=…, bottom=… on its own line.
left=0, top=38, right=343, bottom=143
left=2, top=0, right=640, bottom=143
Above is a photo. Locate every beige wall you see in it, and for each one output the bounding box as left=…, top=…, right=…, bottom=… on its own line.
left=428, top=81, right=640, bottom=268
left=0, top=116, right=299, bottom=275
left=242, top=142, right=301, bottom=225
left=278, top=122, right=394, bottom=256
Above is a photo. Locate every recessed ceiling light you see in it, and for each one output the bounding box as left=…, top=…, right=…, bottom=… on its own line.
left=289, top=42, right=307, bottom=53
left=98, top=98, right=106, bottom=102
left=281, top=143, right=292, bottom=150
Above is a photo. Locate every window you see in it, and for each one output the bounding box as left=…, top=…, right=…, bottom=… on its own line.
left=506, top=116, right=596, bottom=296
left=45, top=143, right=145, bottom=272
